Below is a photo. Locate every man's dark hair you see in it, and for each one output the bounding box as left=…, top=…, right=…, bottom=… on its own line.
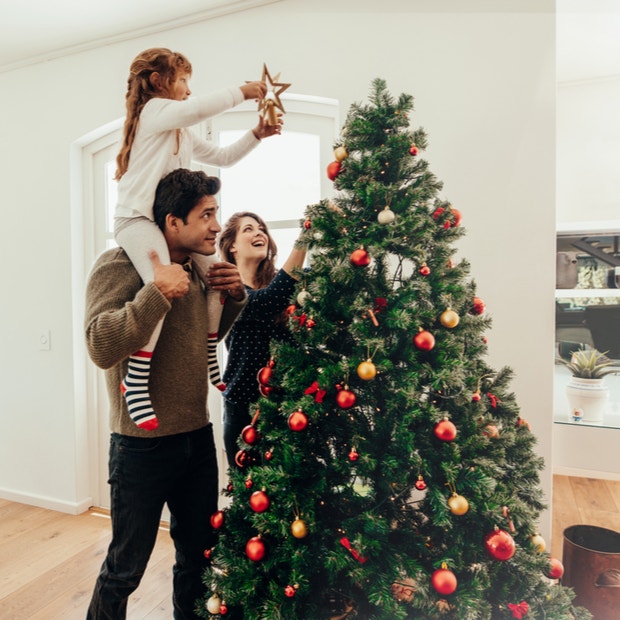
left=153, top=168, right=221, bottom=231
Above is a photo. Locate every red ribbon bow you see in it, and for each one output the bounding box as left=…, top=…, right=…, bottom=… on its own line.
left=374, top=297, right=387, bottom=313
left=487, top=392, right=500, bottom=408
left=292, top=312, right=307, bottom=327
left=507, top=601, right=529, bottom=619
left=339, top=537, right=367, bottom=563
left=304, top=380, right=326, bottom=403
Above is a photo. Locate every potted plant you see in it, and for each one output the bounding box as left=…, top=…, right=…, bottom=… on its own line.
left=559, top=347, right=617, bottom=422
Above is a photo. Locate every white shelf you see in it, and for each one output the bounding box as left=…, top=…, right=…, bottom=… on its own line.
left=556, top=289, right=620, bottom=298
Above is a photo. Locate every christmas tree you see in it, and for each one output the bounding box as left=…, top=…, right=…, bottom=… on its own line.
left=199, top=79, right=589, bottom=620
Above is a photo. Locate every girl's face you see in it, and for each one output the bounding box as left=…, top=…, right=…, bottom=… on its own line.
left=230, top=216, right=269, bottom=262
left=168, top=70, right=191, bottom=100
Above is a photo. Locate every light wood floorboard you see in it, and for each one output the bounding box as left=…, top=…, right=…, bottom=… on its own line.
left=1, top=476, right=619, bottom=619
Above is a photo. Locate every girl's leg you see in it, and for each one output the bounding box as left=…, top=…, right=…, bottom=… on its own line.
left=115, top=217, right=171, bottom=430
left=192, top=253, right=226, bottom=391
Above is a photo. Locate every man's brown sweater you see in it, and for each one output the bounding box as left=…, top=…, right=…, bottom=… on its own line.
left=85, top=248, right=246, bottom=437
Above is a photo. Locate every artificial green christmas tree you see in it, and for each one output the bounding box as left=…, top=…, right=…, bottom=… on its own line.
left=199, top=79, right=589, bottom=620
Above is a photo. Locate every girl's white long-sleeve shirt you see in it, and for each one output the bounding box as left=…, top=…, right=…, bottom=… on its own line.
left=115, top=87, right=259, bottom=220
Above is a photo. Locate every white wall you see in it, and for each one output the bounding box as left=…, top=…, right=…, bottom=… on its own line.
left=557, top=77, right=620, bottom=225
left=0, top=0, right=557, bottom=537
left=554, top=76, right=620, bottom=475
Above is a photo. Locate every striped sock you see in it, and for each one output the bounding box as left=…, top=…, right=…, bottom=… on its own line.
left=208, top=333, right=226, bottom=392
left=121, top=351, right=158, bottom=430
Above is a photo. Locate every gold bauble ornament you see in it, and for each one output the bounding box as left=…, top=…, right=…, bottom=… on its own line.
left=357, top=359, right=377, bottom=381
left=291, top=517, right=308, bottom=538
left=206, top=594, right=221, bottom=614
left=334, top=145, right=349, bottom=162
left=448, top=493, right=469, bottom=515
left=440, top=308, right=460, bottom=328
left=531, top=533, right=546, bottom=553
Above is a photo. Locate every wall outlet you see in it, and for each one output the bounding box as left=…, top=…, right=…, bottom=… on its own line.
left=39, top=329, right=51, bottom=351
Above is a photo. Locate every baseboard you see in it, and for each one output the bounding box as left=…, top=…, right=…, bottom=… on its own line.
left=553, top=466, right=620, bottom=481
left=0, top=488, right=93, bottom=515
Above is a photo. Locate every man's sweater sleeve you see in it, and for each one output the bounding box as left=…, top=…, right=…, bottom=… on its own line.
left=84, top=250, right=171, bottom=369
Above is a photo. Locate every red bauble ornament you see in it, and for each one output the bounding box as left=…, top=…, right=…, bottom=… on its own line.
left=434, top=419, right=457, bottom=442
left=288, top=409, right=308, bottom=431
left=305, top=317, right=316, bottom=329
left=242, top=424, right=260, bottom=445
left=350, top=248, right=370, bottom=267
left=433, top=206, right=445, bottom=220
left=336, top=387, right=356, bottom=409
left=203, top=548, right=212, bottom=559
left=348, top=448, right=359, bottom=462
left=413, top=329, right=435, bottom=351
left=219, top=603, right=228, bottom=615
left=471, top=297, right=486, bottom=315
left=257, top=362, right=274, bottom=386
left=235, top=449, right=249, bottom=468
left=472, top=391, right=481, bottom=402
left=451, top=209, right=462, bottom=227
left=246, top=536, right=266, bottom=561
left=259, top=384, right=273, bottom=397
left=419, top=263, right=431, bottom=276
left=303, top=219, right=312, bottom=229
left=265, top=449, right=273, bottom=461
left=415, top=476, right=427, bottom=491
left=409, top=144, right=419, bottom=156
left=286, top=304, right=297, bottom=316
left=210, top=510, right=224, bottom=530
left=284, top=584, right=298, bottom=598
left=249, top=490, right=270, bottom=513
left=327, top=160, right=342, bottom=181
left=244, top=477, right=253, bottom=489
left=484, top=528, right=516, bottom=561
left=431, top=568, right=457, bottom=595
left=548, top=557, right=564, bottom=579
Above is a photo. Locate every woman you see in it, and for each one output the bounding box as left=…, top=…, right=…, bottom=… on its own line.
left=218, top=212, right=307, bottom=467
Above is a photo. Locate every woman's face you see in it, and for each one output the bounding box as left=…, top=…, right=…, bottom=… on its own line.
left=230, top=216, right=269, bottom=262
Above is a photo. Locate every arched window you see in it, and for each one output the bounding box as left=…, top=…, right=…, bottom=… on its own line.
left=72, top=94, right=338, bottom=507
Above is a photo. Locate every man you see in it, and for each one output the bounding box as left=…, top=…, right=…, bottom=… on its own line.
left=85, top=168, right=246, bottom=619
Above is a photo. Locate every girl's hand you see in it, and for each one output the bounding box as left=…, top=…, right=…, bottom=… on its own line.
left=241, top=81, right=267, bottom=101
left=252, top=114, right=283, bottom=140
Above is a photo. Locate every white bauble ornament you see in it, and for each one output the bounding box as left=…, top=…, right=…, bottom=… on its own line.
left=378, top=207, right=395, bottom=224
left=206, top=594, right=221, bottom=614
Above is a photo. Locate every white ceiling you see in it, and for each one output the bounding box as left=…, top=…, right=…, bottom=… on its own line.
left=1, top=0, right=620, bottom=82
left=0, top=0, right=282, bottom=74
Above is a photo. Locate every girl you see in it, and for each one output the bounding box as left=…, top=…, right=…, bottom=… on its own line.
left=114, top=47, right=281, bottom=430
left=217, top=212, right=307, bottom=467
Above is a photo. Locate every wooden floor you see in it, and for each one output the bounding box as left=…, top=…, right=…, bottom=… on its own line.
left=1, top=475, right=619, bottom=620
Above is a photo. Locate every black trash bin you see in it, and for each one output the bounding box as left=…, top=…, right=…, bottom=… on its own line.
left=562, top=525, right=620, bottom=619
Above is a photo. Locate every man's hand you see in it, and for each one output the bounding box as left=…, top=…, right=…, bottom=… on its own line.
left=149, top=251, right=190, bottom=300
left=206, top=261, right=246, bottom=301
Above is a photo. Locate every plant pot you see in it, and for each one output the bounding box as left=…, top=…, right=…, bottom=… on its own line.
left=565, top=377, right=609, bottom=423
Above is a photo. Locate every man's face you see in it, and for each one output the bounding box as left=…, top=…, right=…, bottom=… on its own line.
left=171, top=195, right=221, bottom=257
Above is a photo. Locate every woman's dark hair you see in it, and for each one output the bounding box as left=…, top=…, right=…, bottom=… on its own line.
left=153, top=169, right=221, bottom=231
left=218, top=212, right=277, bottom=289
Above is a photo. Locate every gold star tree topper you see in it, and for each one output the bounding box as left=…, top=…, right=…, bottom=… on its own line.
left=258, top=63, right=291, bottom=126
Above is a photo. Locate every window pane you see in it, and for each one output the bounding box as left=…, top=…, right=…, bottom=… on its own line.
left=218, top=130, right=321, bottom=224
left=270, top=227, right=300, bottom=271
